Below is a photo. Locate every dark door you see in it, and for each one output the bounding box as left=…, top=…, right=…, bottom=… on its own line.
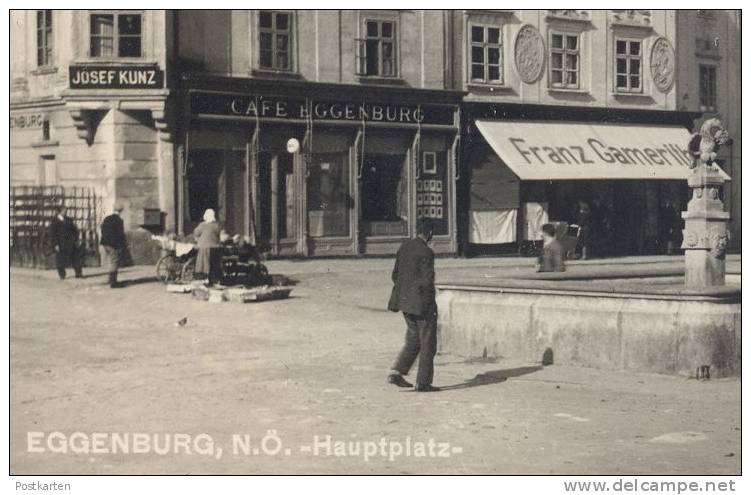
left=255, top=149, right=298, bottom=253
left=186, top=149, right=247, bottom=236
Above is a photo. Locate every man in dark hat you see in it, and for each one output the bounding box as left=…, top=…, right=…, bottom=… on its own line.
left=386, top=217, right=440, bottom=392
left=100, top=203, right=127, bottom=288
left=48, top=206, right=83, bottom=280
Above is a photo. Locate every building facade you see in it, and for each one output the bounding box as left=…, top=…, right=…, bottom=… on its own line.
left=450, top=9, right=713, bottom=257
left=10, top=9, right=741, bottom=260
left=174, top=10, right=462, bottom=257
left=10, top=10, right=175, bottom=239
left=675, top=9, right=742, bottom=251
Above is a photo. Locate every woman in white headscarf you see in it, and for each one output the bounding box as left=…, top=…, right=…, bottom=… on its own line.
left=193, top=208, right=223, bottom=285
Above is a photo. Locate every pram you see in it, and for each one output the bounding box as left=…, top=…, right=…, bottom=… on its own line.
left=152, top=235, right=198, bottom=284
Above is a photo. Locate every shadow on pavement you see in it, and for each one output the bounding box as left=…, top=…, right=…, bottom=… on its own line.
left=75, top=272, right=109, bottom=280
left=440, top=365, right=543, bottom=391
left=121, top=276, right=159, bottom=287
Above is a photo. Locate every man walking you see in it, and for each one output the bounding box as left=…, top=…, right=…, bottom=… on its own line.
left=386, top=217, right=440, bottom=392
left=100, top=203, right=127, bottom=288
left=48, top=206, right=83, bottom=280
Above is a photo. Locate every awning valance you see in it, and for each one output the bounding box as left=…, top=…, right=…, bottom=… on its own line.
left=475, top=119, right=730, bottom=181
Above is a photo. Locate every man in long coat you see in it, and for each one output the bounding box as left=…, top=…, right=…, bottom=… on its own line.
left=48, top=206, right=83, bottom=280
left=387, top=217, right=440, bottom=392
left=100, top=203, right=127, bottom=288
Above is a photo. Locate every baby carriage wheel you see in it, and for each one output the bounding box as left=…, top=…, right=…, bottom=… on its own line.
left=180, top=257, right=196, bottom=283
left=156, top=253, right=181, bottom=284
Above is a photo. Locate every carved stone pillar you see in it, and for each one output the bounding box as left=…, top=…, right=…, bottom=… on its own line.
left=681, top=165, right=729, bottom=287
left=151, top=108, right=175, bottom=232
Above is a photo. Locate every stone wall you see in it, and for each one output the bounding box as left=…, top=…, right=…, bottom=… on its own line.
left=437, top=285, right=741, bottom=377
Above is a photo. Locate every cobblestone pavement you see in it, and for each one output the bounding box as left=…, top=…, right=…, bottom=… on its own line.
left=10, top=256, right=741, bottom=474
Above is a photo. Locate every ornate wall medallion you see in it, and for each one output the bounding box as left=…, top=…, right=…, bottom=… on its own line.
left=514, top=25, right=545, bottom=84
left=684, top=231, right=698, bottom=247
left=650, top=37, right=676, bottom=93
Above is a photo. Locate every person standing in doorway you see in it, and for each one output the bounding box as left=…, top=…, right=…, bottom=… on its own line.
left=536, top=223, right=566, bottom=272
left=575, top=200, right=593, bottom=260
left=386, top=217, right=440, bottom=392
left=48, top=206, right=83, bottom=280
left=658, top=200, right=682, bottom=255
left=193, top=208, right=224, bottom=286
left=100, top=203, right=127, bottom=288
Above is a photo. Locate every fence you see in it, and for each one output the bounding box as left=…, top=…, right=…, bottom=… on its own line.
left=10, top=185, right=102, bottom=268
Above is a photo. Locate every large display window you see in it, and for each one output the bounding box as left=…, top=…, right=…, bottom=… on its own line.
left=307, top=130, right=354, bottom=238
left=360, top=131, right=411, bottom=237
left=308, top=153, right=351, bottom=238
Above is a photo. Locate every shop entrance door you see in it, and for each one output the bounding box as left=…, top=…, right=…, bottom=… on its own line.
left=254, top=150, right=299, bottom=255
left=186, top=149, right=247, bottom=237
left=612, top=181, right=646, bottom=256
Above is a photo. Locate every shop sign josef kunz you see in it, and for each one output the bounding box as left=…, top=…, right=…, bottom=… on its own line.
left=69, top=65, right=164, bottom=89
left=191, top=92, right=456, bottom=126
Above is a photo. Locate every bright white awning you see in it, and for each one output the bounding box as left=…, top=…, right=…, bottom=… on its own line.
left=475, top=119, right=730, bottom=181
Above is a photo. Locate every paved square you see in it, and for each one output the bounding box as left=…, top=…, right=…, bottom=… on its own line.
left=10, top=258, right=741, bottom=474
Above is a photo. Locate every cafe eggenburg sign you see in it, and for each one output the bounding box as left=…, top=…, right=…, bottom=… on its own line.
left=69, top=65, right=164, bottom=89
left=190, top=92, right=456, bottom=127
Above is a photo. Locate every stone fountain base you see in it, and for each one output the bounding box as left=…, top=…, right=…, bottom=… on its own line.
left=437, top=279, right=740, bottom=377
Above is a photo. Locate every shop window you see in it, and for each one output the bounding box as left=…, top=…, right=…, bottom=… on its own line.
left=361, top=154, right=408, bottom=234
left=90, top=12, right=142, bottom=58
left=469, top=24, right=503, bottom=84
left=36, top=10, right=53, bottom=67
left=615, top=38, right=642, bottom=93
left=307, top=153, right=351, bottom=238
left=699, top=65, right=717, bottom=112
left=356, top=19, right=397, bottom=77
left=550, top=32, right=579, bottom=89
left=416, top=150, right=449, bottom=236
left=422, top=151, right=437, bottom=174
left=259, top=11, right=293, bottom=71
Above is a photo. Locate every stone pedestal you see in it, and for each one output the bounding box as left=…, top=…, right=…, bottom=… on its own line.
left=681, top=165, right=729, bottom=287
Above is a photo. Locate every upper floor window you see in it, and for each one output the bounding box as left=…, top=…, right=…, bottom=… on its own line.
left=699, top=65, right=717, bottom=112
left=469, top=24, right=502, bottom=84
left=615, top=38, right=642, bottom=93
left=356, top=19, right=397, bottom=77
left=36, top=10, right=53, bottom=67
left=550, top=32, right=579, bottom=89
left=259, top=11, right=293, bottom=71
left=90, top=12, right=142, bottom=58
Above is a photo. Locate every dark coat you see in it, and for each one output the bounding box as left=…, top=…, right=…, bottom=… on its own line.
left=387, top=237, right=436, bottom=316
left=537, top=239, right=566, bottom=272
left=100, top=214, right=126, bottom=249
left=48, top=215, right=79, bottom=253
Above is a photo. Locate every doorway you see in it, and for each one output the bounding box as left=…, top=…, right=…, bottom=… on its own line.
left=254, top=149, right=299, bottom=253
left=186, top=149, right=247, bottom=237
